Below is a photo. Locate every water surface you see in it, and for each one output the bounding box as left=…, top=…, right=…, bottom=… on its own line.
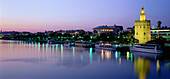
left=0, top=40, right=170, bottom=79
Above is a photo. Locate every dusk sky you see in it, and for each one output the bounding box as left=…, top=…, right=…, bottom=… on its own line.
left=0, top=0, right=170, bottom=32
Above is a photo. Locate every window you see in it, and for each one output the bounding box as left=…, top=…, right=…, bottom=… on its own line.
left=136, top=33, right=138, bottom=35
left=144, top=32, right=145, bottom=35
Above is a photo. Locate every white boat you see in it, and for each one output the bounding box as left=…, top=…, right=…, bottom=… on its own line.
left=130, top=44, right=163, bottom=54
left=95, top=42, right=121, bottom=50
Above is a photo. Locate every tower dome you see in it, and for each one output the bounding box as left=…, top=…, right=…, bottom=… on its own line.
left=140, top=7, right=146, bottom=21
left=141, top=7, right=145, bottom=13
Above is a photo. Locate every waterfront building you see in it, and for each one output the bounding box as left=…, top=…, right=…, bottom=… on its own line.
left=135, top=7, right=151, bottom=43
left=151, top=26, right=170, bottom=40
left=93, top=25, right=114, bottom=33
left=93, top=25, right=123, bottom=34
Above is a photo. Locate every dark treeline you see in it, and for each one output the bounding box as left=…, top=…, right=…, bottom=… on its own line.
left=1, top=30, right=139, bottom=45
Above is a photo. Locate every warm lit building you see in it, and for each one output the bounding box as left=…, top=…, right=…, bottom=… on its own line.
left=151, top=26, right=170, bottom=40
left=93, top=25, right=114, bottom=33
left=135, top=7, right=151, bottom=43
left=93, top=25, right=123, bottom=34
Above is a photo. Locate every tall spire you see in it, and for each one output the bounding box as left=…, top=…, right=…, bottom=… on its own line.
left=140, top=7, right=146, bottom=21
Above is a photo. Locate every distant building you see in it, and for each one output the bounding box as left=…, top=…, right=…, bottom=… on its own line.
left=55, top=30, right=85, bottom=35
left=110, top=25, right=123, bottom=34
left=21, top=32, right=31, bottom=35
left=45, top=31, right=53, bottom=35
left=151, top=27, right=170, bottom=40
left=126, top=26, right=135, bottom=32
left=135, top=7, right=151, bottom=43
left=93, top=25, right=114, bottom=33
left=93, top=25, right=123, bottom=34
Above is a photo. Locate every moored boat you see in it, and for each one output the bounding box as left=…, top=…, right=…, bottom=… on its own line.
left=95, top=42, right=121, bottom=50
left=130, top=44, right=163, bottom=54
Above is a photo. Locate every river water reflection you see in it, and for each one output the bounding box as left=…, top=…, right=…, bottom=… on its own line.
left=0, top=40, right=170, bottom=79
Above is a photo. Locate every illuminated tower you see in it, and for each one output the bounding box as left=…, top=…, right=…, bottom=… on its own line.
left=140, top=7, right=146, bottom=21
left=135, top=7, right=151, bottom=43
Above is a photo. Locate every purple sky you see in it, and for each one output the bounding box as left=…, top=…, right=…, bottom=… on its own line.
left=0, top=0, right=170, bottom=32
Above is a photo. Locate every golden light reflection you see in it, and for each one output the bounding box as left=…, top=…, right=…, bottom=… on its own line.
left=127, top=52, right=129, bottom=60
left=105, top=51, right=111, bottom=60
left=119, top=58, right=121, bottom=64
left=101, top=50, right=104, bottom=60
left=134, top=58, right=150, bottom=79
left=157, top=60, right=160, bottom=72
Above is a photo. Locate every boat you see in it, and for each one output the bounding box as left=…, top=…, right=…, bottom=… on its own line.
left=130, top=43, right=163, bottom=54
left=63, top=41, right=75, bottom=46
left=48, top=39, right=64, bottom=44
left=95, top=42, right=121, bottom=50
left=75, top=41, right=95, bottom=48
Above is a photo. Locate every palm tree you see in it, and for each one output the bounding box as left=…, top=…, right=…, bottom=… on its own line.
left=157, top=21, right=162, bottom=38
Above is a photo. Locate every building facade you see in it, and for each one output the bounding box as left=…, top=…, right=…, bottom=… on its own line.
left=151, top=27, right=170, bottom=40
left=93, top=25, right=114, bottom=33
left=93, top=25, right=123, bottom=34
left=135, top=7, right=151, bottom=43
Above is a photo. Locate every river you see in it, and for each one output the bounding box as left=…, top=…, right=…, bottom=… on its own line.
left=0, top=40, right=170, bottom=79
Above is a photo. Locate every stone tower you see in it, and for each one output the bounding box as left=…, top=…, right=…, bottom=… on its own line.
left=135, top=7, right=151, bottom=43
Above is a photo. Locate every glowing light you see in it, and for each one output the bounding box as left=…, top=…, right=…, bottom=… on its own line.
left=140, top=7, right=146, bottom=21
left=61, top=44, right=63, bottom=53
left=38, top=42, right=40, bottom=53
left=56, top=44, right=58, bottom=52
left=134, top=58, right=150, bottom=79
left=151, top=30, right=170, bottom=32
left=157, top=60, right=160, bottom=72
left=89, top=47, right=93, bottom=64
left=119, top=58, right=121, bottom=64
left=127, top=52, right=129, bottom=60
left=105, top=51, right=111, bottom=60
left=105, top=43, right=111, bottom=45
left=115, top=51, right=118, bottom=60
left=72, top=47, right=75, bottom=57
left=130, top=53, right=133, bottom=61
left=101, top=50, right=104, bottom=60
left=61, top=44, right=63, bottom=64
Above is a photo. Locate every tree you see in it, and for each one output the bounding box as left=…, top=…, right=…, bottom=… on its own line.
left=157, top=21, right=162, bottom=38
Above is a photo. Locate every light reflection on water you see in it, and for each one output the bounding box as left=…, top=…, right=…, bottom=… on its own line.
left=0, top=40, right=170, bottom=79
